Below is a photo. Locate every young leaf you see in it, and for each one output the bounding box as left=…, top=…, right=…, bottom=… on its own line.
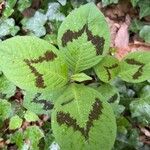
left=71, top=73, right=92, bottom=82
left=57, top=3, right=110, bottom=72
left=0, top=36, right=68, bottom=92
left=119, top=51, right=150, bottom=83
left=52, top=84, right=116, bottom=150
left=94, top=55, right=120, bottom=83
left=9, top=115, right=22, bottom=130
left=24, top=110, right=39, bottom=122
left=0, top=99, right=12, bottom=120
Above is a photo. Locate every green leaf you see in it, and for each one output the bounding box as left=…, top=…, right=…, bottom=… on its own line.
left=24, top=110, right=39, bottom=122
left=102, top=0, right=119, bottom=6
left=71, top=73, right=92, bottom=82
left=46, top=2, right=65, bottom=21
left=130, top=0, right=139, bottom=7
left=11, top=130, right=24, bottom=150
left=57, top=3, right=110, bottom=72
left=18, top=0, right=32, bottom=12
left=22, top=11, right=47, bottom=37
left=0, top=36, right=68, bottom=92
left=95, top=55, right=120, bottom=83
left=97, top=84, right=120, bottom=102
left=139, top=0, right=150, bottom=18
left=9, top=115, right=23, bottom=130
left=2, top=0, right=17, bottom=18
left=0, top=99, right=12, bottom=120
left=130, top=98, right=150, bottom=125
left=52, top=84, right=116, bottom=150
left=129, top=19, right=144, bottom=33
left=0, top=75, right=16, bottom=99
left=119, top=51, right=150, bottom=83
left=24, top=126, right=44, bottom=150
left=139, top=25, right=150, bottom=43
left=0, top=18, right=20, bottom=38
left=23, top=92, right=53, bottom=115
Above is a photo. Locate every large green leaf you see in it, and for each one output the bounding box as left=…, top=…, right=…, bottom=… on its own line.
left=52, top=84, right=116, bottom=150
left=119, top=51, right=150, bottom=83
left=94, top=55, right=120, bottom=83
left=57, top=3, right=110, bottom=73
left=0, top=36, right=68, bottom=92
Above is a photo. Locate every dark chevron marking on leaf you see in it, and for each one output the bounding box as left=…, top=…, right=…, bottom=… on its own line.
left=61, top=99, right=74, bottom=106
left=104, top=64, right=119, bottom=81
left=61, top=25, right=105, bottom=55
left=57, top=98, right=103, bottom=140
left=32, top=93, right=54, bottom=110
left=125, top=58, right=145, bottom=79
left=24, top=51, right=57, bottom=88
left=109, top=93, right=118, bottom=103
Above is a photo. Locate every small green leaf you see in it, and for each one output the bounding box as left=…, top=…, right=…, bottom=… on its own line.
left=22, top=11, right=47, bottom=37
left=94, top=55, right=120, bottom=83
left=9, top=115, right=23, bottom=130
left=24, top=126, right=44, bottom=150
left=46, top=2, right=65, bottom=21
left=71, top=73, right=92, bottom=82
left=0, top=36, right=68, bottom=92
left=58, top=3, right=110, bottom=72
left=10, top=130, right=24, bottom=149
left=130, top=98, right=150, bottom=125
left=52, top=84, right=116, bottom=150
left=102, top=0, right=119, bottom=6
left=24, top=110, right=39, bottom=122
left=0, top=18, right=20, bottom=38
left=97, top=84, right=119, bottom=102
left=139, top=25, right=150, bottom=43
left=139, top=0, right=150, bottom=18
left=0, top=99, right=12, bottom=120
left=129, top=19, right=144, bottom=33
left=2, top=0, right=17, bottom=18
left=119, top=51, right=150, bottom=83
left=18, top=0, right=32, bottom=12
left=130, top=0, right=139, bottom=7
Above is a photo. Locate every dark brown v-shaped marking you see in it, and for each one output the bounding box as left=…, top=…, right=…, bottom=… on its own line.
left=125, top=58, right=145, bottom=79
left=57, top=98, right=103, bottom=140
left=32, top=93, right=54, bottom=110
left=104, top=63, right=119, bottom=81
left=24, top=51, right=57, bottom=88
left=61, top=25, right=105, bottom=55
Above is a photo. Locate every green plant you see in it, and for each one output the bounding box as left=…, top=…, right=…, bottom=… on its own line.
left=0, top=3, right=150, bottom=150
